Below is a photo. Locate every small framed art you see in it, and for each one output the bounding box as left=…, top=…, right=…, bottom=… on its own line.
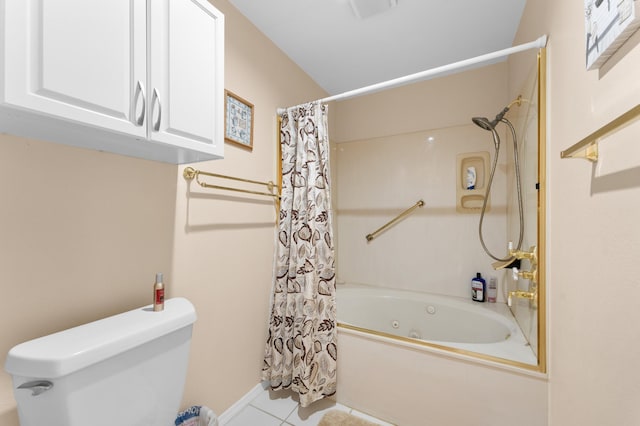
left=225, top=90, right=254, bottom=150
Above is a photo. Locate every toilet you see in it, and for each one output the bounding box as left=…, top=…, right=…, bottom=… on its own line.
left=4, top=297, right=196, bottom=426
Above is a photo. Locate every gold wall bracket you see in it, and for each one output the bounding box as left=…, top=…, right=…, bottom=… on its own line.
left=561, top=103, right=640, bottom=163
left=508, top=95, right=524, bottom=108
left=561, top=142, right=599, bottom=162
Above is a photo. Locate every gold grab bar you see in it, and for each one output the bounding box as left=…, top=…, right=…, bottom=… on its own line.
left=183, top=166, right=280, bottom=198
left=366, top=200, right=425, bottom=242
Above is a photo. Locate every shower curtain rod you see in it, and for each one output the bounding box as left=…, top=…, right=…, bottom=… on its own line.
left=277, top=35, right=547, bottom=114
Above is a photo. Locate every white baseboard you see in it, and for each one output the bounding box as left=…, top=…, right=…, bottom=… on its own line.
left=218, top=381, right=268, bottom=424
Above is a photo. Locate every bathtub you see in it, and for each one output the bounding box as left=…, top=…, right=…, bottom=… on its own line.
left=336, top=284, right=537, bottom=366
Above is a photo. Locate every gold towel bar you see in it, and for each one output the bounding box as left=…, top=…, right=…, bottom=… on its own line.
left=560, top=104, right=640, bottom=162
left=183, top=167, right=280, bottom=198
left=366, top=200, right=425, bottom=242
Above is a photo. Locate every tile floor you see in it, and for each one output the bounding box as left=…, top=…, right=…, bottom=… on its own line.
left=222, top=387, right=394, bottom=426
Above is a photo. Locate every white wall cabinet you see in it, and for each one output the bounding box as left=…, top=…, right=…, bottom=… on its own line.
left=0, top=0, right=224, bottom=164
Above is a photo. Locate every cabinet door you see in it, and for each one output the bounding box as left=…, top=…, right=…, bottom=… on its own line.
left=3, top=0, right=146, bottom=138
left=148, top=0, right=224, bottom=159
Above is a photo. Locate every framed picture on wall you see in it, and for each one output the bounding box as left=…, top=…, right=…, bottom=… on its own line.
left=584, top=0, right=640, bottom=70
left=225, top=90, right=254, bottom=150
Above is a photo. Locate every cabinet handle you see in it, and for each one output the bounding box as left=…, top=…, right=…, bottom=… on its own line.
left=134, top=80, right=146, bottom=127
left=152, top=88, right=162, bottom=132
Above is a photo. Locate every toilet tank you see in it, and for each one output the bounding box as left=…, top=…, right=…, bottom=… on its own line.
left=4, top=297, right=196, bottom=426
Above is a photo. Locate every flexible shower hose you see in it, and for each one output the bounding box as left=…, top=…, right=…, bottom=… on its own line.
left=478, top=118, right=524, bottom=262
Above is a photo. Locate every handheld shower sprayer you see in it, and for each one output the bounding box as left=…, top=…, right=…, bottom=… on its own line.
left=471, top=99, right=525, bottom=265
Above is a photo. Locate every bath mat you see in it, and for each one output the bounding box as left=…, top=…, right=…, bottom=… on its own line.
left=318, top=410, right=380, bottom=426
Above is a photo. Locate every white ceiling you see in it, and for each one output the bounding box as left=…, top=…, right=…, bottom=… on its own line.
left=227, top=0, right=527, bottom=96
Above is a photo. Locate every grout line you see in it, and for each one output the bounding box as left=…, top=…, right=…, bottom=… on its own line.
left=248, top=404, right=285, bottom=423
left=249, top=401, right=298, bottom=422
left=221, top=385, right=391, bottom=426
left=282, top=401, right=300, bottom=422
left=218, top=382, right=268, bottom=424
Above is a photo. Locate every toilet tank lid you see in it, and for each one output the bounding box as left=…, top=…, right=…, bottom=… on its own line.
left=4, top=297, right=196, bottom=379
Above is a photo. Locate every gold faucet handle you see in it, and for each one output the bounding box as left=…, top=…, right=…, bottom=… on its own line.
left=512, top=266, right=537, bottom=284
left=509, top=245, right=537, bottom=264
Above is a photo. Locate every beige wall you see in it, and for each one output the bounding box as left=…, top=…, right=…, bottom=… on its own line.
left=333, top=63, right=509, bottom=143
left=4, top=0, right=640, bottom=424
left=173, top=0, right=327, bottom=415
left=515, top=0, right=640, bottom=425
left=0, top=136, right=177, bottom=425
left=0, top=0, right=326, bottom=423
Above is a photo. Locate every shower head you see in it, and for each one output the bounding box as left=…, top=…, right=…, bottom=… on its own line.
left=472, top=116, right=494, bottom=131
left=472, top=106, right=510, bottom=131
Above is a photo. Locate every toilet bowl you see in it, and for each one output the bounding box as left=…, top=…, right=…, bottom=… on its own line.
left=4, top=297, right=196, bottom=426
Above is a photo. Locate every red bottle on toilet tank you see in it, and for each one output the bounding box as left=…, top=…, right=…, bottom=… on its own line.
left=153, top=273, right=165, bottom=311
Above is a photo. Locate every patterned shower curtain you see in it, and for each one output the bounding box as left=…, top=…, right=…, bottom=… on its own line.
left=262, top=101, right=337, bottom=407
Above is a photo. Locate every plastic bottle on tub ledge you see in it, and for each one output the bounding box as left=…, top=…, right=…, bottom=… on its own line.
left=487, top=277, right=497, bottom=302
left=471, top=272, right=486, bottom=302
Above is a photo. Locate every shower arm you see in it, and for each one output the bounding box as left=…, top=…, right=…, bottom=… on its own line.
left=508, top=95, right=524, bottom=109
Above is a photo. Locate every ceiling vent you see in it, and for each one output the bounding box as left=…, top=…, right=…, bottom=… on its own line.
left=349, top=0, right=398, bottom=19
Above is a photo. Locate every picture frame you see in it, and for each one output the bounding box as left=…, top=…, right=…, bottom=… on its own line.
left=584, top=0, right=640, bottom=70
left=225, top=90, right=254, bottom=150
